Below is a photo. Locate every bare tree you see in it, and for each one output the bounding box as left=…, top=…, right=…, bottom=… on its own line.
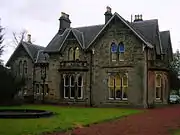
left=12, top=29, right=27, bottom=48
left=0, top=19, right=4, bottom=64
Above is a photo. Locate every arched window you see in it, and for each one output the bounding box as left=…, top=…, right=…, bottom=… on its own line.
left=68, top=48, right=74, bottom=61
left=70, top=75, right=75, bottom=98
left=108, top=75, right=115, bottom=99
left=77, top=75, right=83, bottom=99
left=122, top=73, right=128, bottom=100
left=111, top=42, right=118, bottom=62
left=64, top=75, right=70, bottom=98
left=119, top=42, right=125, bottom=61
left=19, top=60, right=23, bottom=76
left=23, top=60, right=28, bottom=75
left=115, top=75, right=121, bottom=99
left=155, top=74, right=162, bottom=100
left=75, top=47, right=80, bottom=60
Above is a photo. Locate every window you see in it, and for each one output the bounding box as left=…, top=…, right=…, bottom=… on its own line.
left=108, top=73, right=128, bottom=100
left=111, top=42, right=118, bottom=62
left=70, top=76, right=75, bottom=98
left=45, top=84, right=49, bottom=95
left=19, top=60, right=23, bottom=76
left=119, top=42, right=125, bottom=61
left=155, top=74, right=162, bottom=100
left=108, top=75, right=115, bottom=99
left=122, top=74, right=128, bottom=100
left=64, top=75, right=70, bottom=98
left=36, top=84, right=40, bottom=94
left=77, top=75, right=83, bottom=99
left=23, top=60, right=28, bottom=75
left=75, top=47, right=80, bottom=60
left=69, top=48, right=74, bottom=61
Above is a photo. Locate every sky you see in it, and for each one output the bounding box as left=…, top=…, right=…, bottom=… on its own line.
left=0, top=0, right=180, bottom=64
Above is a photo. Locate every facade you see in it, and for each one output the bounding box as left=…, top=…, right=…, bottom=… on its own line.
left=6, top=7, right=173, bottom=107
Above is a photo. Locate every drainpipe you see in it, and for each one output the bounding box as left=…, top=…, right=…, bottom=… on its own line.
left=89, top=48, right=94, bottom=107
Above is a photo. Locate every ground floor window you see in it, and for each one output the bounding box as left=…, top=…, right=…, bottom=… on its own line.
left=155, top=74, right=162, bottom=100
left=108, top=73, right=128, bottom=100
left=35, top=83, right=49, bottom=95
left=63, top=74, right=83, bottom=99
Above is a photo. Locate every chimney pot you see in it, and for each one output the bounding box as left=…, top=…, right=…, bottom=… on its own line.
left=106, top=6, right=111, bottom=12
left=61, top=12, right=66, bottom=17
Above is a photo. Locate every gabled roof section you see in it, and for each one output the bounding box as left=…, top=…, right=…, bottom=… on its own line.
left=6, top=41, right=45, bottom=67
left=87, top=12, right=153, bottom=49
left=160, top=31, right=170, bottom=53
left=131, top=19, right=161, bottom=54
left=35, top=50, right=49, bottom=64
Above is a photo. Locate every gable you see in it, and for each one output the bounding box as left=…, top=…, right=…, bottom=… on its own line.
left=86, top=13, right=153, bottom=49
left=6, top=43, right=32, bottom=67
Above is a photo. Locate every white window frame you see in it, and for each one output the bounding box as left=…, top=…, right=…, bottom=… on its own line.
left=70, top=75, right=75, bottom=99
left=122, top=73, right=128, bottom=100
left=155, top=74, right=162, bottom=100
left=77, top=75, right=83, bottom=99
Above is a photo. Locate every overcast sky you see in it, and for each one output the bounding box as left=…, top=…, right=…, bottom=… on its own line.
left=0, top=0, right=180, bottom=64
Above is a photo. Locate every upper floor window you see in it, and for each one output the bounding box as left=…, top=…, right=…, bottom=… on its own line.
left=23, top=60, right=28, bottom=75
left=111, top=42, right=118, bottom=61
left=119, top=42, right=125, bottom=61
left=75, top=47, right=80, bottom=60
left=69, top=48, right=74, bottom=61
left=110, top=42, right=125, bottom=62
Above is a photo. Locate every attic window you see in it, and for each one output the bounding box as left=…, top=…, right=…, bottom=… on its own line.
left=75, top=47, right=80, bottom=60
left=68, top=48, right=74, bottom=61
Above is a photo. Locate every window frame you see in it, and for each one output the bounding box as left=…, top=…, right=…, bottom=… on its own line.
left=155, top=74, right=162, bottom=100
left=70, top=75, right=75, bottom=99
left=118, top=42, right=125, bottom=61
left=74, top=47, right=80, bottom=61
left=63, top=75, right=70, bottom=99
left=77, top=75, right=83, bottom=99
left=68, top=47, right=74, bottom=61
left=110, top=42, right=118, bottom=62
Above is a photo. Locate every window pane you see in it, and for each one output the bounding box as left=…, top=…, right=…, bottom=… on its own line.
left=77, top=76, right=83, bottom=86
left=115, top=75, right=121, bottom=87
left=64, top=87, right=69, bottom=98
left=116, top=89, right=121, bottom=99
left=77, top=87, right=82, bottom=98
left=109, top=87, right=115, bottom=98
left=123, top=74, right=128, bottom=87
left=112, top=53, right=117, bottom=61
left=69, top=48, right=74, bottom=60
left=108, top=76, right=114, bottom=87
left=70, top=76, right=75, bottom=86
left=122, top=87, right=128, bottom=99
left=23, top=60, right=28, bottom=74
left=64, top=75, right=69, bottom=86
left=45, top=84, right=49, bottom=93
left=156, top=87, right=161, bottom=99
left=75, top=47, right=80, bottom=60
left=36, top=84, right=39, bottom=93
left=156, top=74, right=161, bottom=87
left=119, top=52, right=124, bottom=61
left=111, top=42, right=118, bottom=53
left=119, top=43, right=125, bottom=52
left=70, top=87, right=75, bottom=98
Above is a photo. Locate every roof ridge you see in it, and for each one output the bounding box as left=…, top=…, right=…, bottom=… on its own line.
left=74, top=24, right=104, bottom=29
left=22, top=41, right=45, bottom=48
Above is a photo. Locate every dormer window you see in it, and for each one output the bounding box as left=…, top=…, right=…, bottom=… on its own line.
left=69, top=48, right=74, bottom=61
left=111, top=42, right=118, bottom=61
left=118, top=42, right=125, bottom=61
left=75, top=47, right=80, bottom=60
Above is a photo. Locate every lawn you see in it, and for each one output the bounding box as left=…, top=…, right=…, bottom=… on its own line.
left=0, top=105, right=141, bottom=135
left=173, top=130, right=180, bottom=135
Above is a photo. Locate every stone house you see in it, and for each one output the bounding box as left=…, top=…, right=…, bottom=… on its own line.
left=6, top=7, right=173, bottom=107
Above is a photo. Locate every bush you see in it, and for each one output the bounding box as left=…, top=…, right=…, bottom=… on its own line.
left=0, top=65, right=25, bottom=103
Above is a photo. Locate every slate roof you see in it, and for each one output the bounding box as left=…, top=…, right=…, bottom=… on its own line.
left=6, top=41, right=45, bottom=66
left=160, top=31, right=170, bottom=53
left=45, top=12, right=165, bottom=53
left=35, top=50, right=49, bottom=64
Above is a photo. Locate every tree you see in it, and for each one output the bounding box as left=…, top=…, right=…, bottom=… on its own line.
left=169, top=49, right=180, bottom=92
left=12, top=29, right=27, bottom=48
left=0, top=19, right=4, bottom=64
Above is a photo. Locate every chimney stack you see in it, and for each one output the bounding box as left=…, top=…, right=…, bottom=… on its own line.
left=27, top=34, right=31, bottom=43
left=134, top=14, right=143, bottom=22
left=59, top=12, right=71, bottom=32
left=104, top=6, right=112, bottom=24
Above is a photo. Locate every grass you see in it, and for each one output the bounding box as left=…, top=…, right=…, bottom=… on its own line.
left=0, top=105, right=141, bottom=135
left=172, top=129, right=180, bottom=135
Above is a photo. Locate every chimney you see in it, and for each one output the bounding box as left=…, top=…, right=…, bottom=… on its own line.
left=27, top=34, right=31, bottom=43
left=59, top=12, right=71, bottom=31
left=104, top=6, right=112, bottom=24
left=134, top=14, right=143, bottom=22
